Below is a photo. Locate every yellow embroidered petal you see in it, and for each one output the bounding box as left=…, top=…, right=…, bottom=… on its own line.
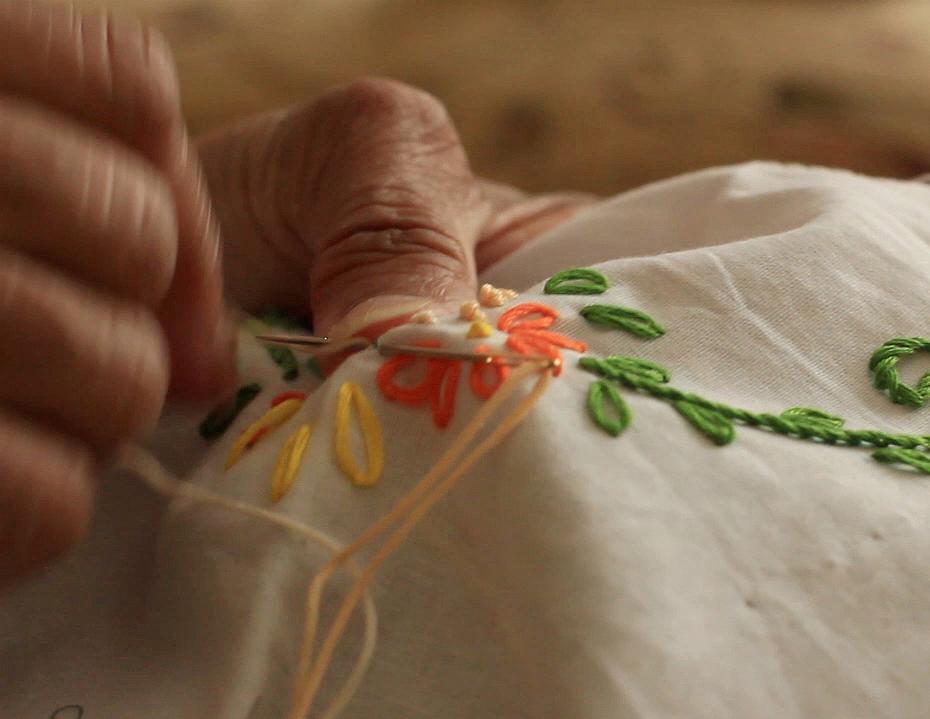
left=270, top=423, right=313, bottom=503
left=225, top=398, right=305, bottom=470
left=466, top=320, right=493, bottom=339
left=334, top=382, right=384, bottom=487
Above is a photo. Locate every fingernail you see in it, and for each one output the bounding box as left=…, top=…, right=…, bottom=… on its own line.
left=324, top=295, right=436, bottom=340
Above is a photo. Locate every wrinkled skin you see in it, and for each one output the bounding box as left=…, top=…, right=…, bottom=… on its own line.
left=0, top=0, right=596, bottom=587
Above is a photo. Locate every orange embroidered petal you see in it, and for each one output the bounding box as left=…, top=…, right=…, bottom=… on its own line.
left=432, top=361, right=462, bottom=428
left=506, top=333, right=565, bottom=376
left=513, top=328, right=588, bottom=353
left=377, top=354, right=435, bottom=403
left=376, top=340, right=443, bottom=404
left=497, top=302, right=558, bottom=332
left=470, top=359, right=510, bottom=399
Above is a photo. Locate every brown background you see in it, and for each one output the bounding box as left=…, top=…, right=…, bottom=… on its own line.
left=76, top=0, right=930, bottom=195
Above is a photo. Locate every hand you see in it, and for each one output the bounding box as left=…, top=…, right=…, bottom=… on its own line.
left=197, top=77, right=596, bottom=339
left=0, top=1, right=235, bottom=586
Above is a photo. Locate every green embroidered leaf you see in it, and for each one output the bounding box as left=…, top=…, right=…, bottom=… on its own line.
left=199, top=383, right=262, bottom=440
left=306, top=356, right=326, bottom=380
left=267, top=345, right=299, bottom=381
left=544, top=268, right=609, bottom=295
left=579, top=355, right=671, bottom=384
left=873, top=447, right=930, bottom=475
left=580, top=304, right=665, bottom=339
left=673, top=400, right=735, bottom=446
left=780, top=407, right=845, bottom=428
left=587, top=380, right=632, bottom=437
left=779, top=407, right=846, bottom=440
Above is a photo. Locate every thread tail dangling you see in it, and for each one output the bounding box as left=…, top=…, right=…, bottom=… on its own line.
left=288, top=361, right=553, bottom=719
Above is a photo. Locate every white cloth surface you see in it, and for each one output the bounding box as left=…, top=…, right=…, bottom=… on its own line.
left=3, top=162, right=930, bottom=719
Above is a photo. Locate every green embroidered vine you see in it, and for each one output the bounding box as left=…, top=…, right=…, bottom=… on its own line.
left=580, top=350, right=930, bottom=475
left=199, top=382, right=262, bottom=440
left=544, top=268, right=609, bottom=295
left=581, top=304, right=665, bottom=339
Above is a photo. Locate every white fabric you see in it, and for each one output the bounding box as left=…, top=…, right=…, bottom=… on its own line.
left=4, top=162, right=930, bottom=719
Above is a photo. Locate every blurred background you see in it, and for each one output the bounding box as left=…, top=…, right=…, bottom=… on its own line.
left=76, top=0, right=930, bottom=195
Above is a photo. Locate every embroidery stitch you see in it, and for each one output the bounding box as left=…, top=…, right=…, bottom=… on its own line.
left=267, top=345, right=300, bottom=381
left=226, top=397, right=305, bottom=470
left=469, top=345, right=510, bottom=400
left=587, top=379, right=632, bottom=436
left=199, top=383, right=262, bottom=440
left=673, top=400, right=735, bottom=446
left=270, top=424, right=314, bottom=503
left=869, top=337, right=930, bottom=407
left=544, top=268, right=608, bottom=295
left=873, top=447, right=930, bottom=474
left=334, top=382, right=385, bottom=487
left=580, top=354, right=930, bottom=471
left=580, top=304, right=665, bottom=339
left=466, top=320, right=493, bottom=339
left=498, top=302, right=587, bottom=376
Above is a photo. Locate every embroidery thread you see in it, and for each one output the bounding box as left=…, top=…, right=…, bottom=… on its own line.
left=587, top=379, right=632, bottom=436
left=226, top=397, right=306, bottom=470
left=544, top=268, right=608, bottom=295
left=334, top=382, right=385, bottom=487
left=199, top=383, right=262, bottom=439
left=580, top=304, right=665, bottom=339
left=270, top=424, right=314, bottom=503
left=869, top=337, right=930, bottom=407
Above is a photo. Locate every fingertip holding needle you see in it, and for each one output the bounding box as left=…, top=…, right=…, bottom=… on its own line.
left=255, top=333, right=560, bottom=369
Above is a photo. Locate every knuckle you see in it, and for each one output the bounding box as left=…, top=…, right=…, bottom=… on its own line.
left=313, top=225, right=471, bottom=298
left=81, top=148, right=178, bottom=303
left=317, top=77, right=457, bottom=141
left=91, top=304, right=169, bottom=442
left=101, top=13, right=181, bottom=133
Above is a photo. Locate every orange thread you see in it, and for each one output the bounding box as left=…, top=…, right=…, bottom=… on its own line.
left=432, top=361, right=462, bottom=428
left=376, top=354, right=436, bottom=403
left=376, top=340, right=464, bottom=428
left=498, top=302, right=587, bottom=377
left=497, top=302, right=558, bottom=332
left=272, top=390, right=308, bottom=407
left=515, top=328, right=587, bottom=352
left=288, top=362, right=552, bottom=719
left=470, top=345, right=510, bottom=399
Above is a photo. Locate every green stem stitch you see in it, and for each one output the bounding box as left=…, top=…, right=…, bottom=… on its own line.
left=869, top=337, right=930, bottom=407
left=580, top=304, right=665, bottom=339
left=580, top=356, right=930, bottom=453
left=587, top=379, right=632, bottom=436
left=544, top=268, right=609, bottom=295
left=199, top=383, right=262, bottom=440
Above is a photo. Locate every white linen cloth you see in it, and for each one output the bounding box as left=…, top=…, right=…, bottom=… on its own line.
left=3, top=162, right=930, bottom=719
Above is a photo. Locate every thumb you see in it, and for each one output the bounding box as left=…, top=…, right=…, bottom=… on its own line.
left=280, top=79, right=490, bottom=339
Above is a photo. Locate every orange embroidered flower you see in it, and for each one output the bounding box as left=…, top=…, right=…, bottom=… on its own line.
left=497, top=302, right=587, bottom=376
left=377, top=340, right=463, bottom=428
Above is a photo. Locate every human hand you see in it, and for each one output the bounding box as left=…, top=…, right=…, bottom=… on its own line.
left=0, top=1, right=235, bottom=586
left=197, top=77, right=596, bottom=339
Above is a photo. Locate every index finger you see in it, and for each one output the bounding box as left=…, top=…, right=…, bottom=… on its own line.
left=0, top=0, right=235, bottom=400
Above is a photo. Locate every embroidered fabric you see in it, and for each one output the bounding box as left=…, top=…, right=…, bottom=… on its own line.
left=4, top=162, right=930, bottom=719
